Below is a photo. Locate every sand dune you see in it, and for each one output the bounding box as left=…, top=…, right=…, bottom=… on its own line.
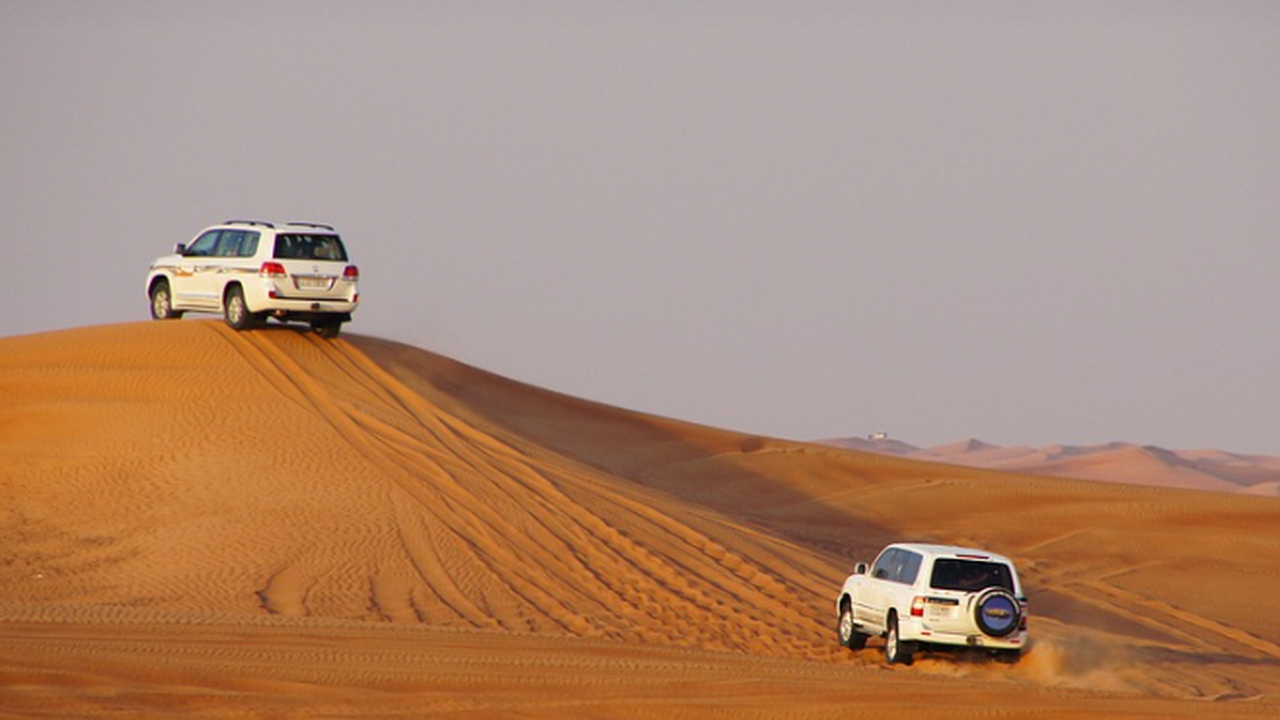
left=3, top=321, right=1279, bottom=717
left=826, top=436, right=1280, bottom=493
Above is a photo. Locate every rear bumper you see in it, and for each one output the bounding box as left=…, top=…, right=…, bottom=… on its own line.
left=900, top=617, right=1026, bottom=650
left=243, top=281, right=358, bottom=317
left=264, top=309, right=353, bottom=324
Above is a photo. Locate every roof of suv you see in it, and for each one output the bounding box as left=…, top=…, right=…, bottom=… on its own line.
left=216, top=220, right=338, bottom=233
left=885, top=543, right=1016, bottom=565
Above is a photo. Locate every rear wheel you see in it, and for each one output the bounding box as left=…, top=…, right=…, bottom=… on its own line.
left=149, top=280, right=182, bottom=320
left=995, top=649, right=1021, bottom=664
left=885, top=614, right=914, bottom=666
left=837, top=601, right=868, bottom=650
left=311, top=320, right=342, bottom=339
left=224, top=286, right=257, bottom=331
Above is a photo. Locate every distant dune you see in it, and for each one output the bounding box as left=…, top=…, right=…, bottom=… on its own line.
left=3, top=322, right=1279, bottom=717
left=822, top=435, right=1280, bottom=494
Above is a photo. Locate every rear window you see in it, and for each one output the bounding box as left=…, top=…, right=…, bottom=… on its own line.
left=274, top=234, right=348, bottom=261
left=930, top=559, right=1014, bottom=592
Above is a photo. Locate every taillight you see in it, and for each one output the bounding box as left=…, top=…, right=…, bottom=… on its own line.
left=910, top=596, right=925, bottom=617
left=1019, top=600, right=1028, bottom=631
left=260, top=261, right=286, bottom=277
left=343, top=265, right=359, bottom=281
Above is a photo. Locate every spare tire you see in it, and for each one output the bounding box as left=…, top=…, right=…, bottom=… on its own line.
left=973, top=588, right=1021, bottom=638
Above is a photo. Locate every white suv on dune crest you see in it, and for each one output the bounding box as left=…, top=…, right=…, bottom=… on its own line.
left=145, top=220, right=359, bottom=338
left=835, top=543, right=1027, bottom=665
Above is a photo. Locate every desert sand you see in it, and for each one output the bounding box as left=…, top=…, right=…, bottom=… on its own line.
left=828, top=436, right=1280, bottom=494
left=2, top=321, right=1278, bottom=718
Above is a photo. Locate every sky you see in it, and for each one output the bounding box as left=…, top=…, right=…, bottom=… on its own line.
left=3, top=0, right=1280, bottom=453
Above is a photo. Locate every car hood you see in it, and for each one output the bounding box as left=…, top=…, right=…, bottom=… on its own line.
left=150, top=253, right=184, bottom=269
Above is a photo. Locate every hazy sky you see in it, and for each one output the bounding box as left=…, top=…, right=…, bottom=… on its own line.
left=4, top=0, right=1280, bottom=453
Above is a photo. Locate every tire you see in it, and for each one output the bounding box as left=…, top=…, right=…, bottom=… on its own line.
left=994, top=649, right=1021, bottom=664
left=149, top=280, right=182, bottom=320
left=837, top=601, right=868, bottom=650
left=974, top=588, right=1021, bottom=638
left=312, top=320, right=342, bottom=339
left=223, top=286, right=257, bottom=331
left=884, top=614, right=914, bottom=666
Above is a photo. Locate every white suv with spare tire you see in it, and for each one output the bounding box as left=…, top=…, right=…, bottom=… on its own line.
left=146, top=220, right=359, bottom=337
left=835, top=543, right=1027, bottom=665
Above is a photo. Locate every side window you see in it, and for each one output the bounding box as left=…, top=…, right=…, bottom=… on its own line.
left=898, top=551, right=922, bottom=585
left=187, top=231, right=220, bottom=257
left=210, top=230, right=261, bottom=258
left=214, top=231, right=244, bottom=257
left=887, top=550, right=907, bottom=583
left=239, top=231, right=260, bottom=257
left=871, top=549, right=899, bottom=581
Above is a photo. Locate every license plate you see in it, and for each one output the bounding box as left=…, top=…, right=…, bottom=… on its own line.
left=296, top=276, right=331, bottom=290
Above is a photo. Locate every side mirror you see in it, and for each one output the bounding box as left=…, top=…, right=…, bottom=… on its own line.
left=174, top=243, right=188, bottom=255
left=854, top=562, right=868, bottom=575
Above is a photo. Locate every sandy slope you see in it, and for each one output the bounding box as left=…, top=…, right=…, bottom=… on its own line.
left=827, top=436, right=1280, bottom=493
left=2, top=321, right=1278, bottom=717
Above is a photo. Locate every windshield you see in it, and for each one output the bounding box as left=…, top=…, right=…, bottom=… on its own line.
left=930, top=559, right=1014, bottom=592
left=274, top=234, right=348, bottom=262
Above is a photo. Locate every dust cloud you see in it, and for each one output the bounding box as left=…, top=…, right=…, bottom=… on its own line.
left=908, top=636, right=1136, bottom=693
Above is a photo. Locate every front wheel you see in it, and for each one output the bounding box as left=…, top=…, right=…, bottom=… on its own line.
left=837, top=602, right=868, bottom=650
left=885, top=615, right=914, bottom=666
left=224, top=286, right=257, bottom=331
left=149, top=280, right=183, bottom=320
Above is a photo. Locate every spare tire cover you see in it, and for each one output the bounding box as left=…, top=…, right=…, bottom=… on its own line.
left=974, top=588, right=1020, bottom=638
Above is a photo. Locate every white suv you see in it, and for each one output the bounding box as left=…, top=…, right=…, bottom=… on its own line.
left=835, top=543, right=1027, bottom=665
left=146, top=221, right=359, bottom=338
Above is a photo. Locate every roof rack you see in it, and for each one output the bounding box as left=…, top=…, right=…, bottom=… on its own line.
left=286, top=222, right=336, bottom=231
left=224, top=219, right=275, bottom=228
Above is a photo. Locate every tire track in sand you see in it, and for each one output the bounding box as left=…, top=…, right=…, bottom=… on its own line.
left=1026, top=553, right=1280, bottom=663
left=314, top=334, right=834, bottom=653
left=205, top=325, right=495, bottom=629
left=327, top=333, right=829, bottom=650
left=207, top=325, right=832, bottom=654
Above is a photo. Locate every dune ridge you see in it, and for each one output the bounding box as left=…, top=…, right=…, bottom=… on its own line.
left=1, top=321, right=829, bottom=652
left=2, top=321, right=1279, bottom=717
left=825, top=435, right=1280, bottom=493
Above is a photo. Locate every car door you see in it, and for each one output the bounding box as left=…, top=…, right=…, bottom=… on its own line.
left=208, top=230, right=259, bottom=302
left=173, top=230, right=223, bottom=309
left=884, top=550, right=923, bottom=619
left=854, top=548, right=899, bottom=630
